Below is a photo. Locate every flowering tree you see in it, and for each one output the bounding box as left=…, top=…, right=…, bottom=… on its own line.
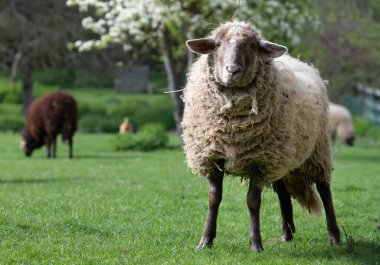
left=68, top=0, right=317, bottom=132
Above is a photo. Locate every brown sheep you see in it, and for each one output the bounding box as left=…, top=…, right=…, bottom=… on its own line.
left=22, top=91, right=78, bottom=158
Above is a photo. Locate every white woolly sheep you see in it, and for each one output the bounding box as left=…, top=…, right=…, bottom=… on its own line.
left=181, top=21, right=340, bottom=252
left=329, top=102, right=355, bottom=146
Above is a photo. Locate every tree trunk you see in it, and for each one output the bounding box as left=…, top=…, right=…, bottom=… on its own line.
left=11, top=51, right=22, bottom=89
left=21, top=54, right=33, bottom=115
left=160, top=27, right=187, bottom=134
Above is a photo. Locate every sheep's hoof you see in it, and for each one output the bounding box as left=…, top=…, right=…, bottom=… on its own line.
left=197, top=237, right=213, bottom=250
left=281, top=232, right=294, bottom=242
left=250, top=243, right=264, bottom=252
left=249, top=239, right=264, bottom=252
left=328, top=229, right=341, bottom=244
left=281, top=222, right=295, bottom=242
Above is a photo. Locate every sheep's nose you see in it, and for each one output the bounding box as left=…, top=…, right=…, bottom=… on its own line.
left=225, top=64, right=241, bottom=75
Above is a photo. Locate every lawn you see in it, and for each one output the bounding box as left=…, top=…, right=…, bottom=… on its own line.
left=0, top=133, right=379, bottom=264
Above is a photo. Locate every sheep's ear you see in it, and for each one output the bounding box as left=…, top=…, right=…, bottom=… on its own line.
left=259, top=40, right=288, bottom=58
left=186, top=38, right=215, bottom=54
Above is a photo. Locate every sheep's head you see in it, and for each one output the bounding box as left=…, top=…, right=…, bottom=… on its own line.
left=186, top=21, right=287, bottom=88
left=21, top=127, right=43, bottom=157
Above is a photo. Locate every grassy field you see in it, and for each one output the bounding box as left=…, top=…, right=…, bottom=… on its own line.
left=0, top=133, right=379, bottom=264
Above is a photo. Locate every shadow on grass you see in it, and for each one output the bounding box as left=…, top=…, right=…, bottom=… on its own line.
left=219, top=236, right=380, bottom=264
left=62, top=220, right=119, bottom=237
left=0, top=176, right=85, bottom=185
left=293, top=240, right=380, bottom=265
left=336, top=153, right=380, bottom=164
left=74, top=154, right=128, bottom=160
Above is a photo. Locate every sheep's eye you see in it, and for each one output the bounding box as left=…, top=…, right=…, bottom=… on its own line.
left=215, top=41, right=221, bottom=47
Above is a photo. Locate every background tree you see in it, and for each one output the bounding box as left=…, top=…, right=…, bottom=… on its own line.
left=303, top=0, right=380, bottom=100
left=0, top=0, right=84, bottom=113
left=67, top=0, right=317, bottom=133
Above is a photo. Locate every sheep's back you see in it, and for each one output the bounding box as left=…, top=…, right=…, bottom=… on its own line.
left=329, top=102, right=354, bottom=139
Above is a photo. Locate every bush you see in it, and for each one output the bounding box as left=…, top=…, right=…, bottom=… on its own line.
left=73, top=69, right=113, bottom=88
left=0, top=78, right=22, bottom=104
left=79, top=115, right=120, bottom=133
left=3, top=90, right=22, bottom=104
left=0, top=116, right=24, bottom=132
left=149, top=72, right=168, bottom=93
left=33, top=69, right=75, bottom=88
left=352, top=115, right=380, bottom=140
left=78, top=102, right=108, bottom=117
left=112, top=97, right=175, bottom=130
left=111, top=123, right=168, bottom=151
left=0, top=77, right=59, bottom=104
left=33, top=69, right=113, bottom=88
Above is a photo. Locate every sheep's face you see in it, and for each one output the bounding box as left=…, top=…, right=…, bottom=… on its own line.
left=345, top=135, right=355, bottom=146
left=23, top=140, right=36, bottom=157
left=186, top=22, right=287, bottom=88
left=22, top=128, right=44, bottom=157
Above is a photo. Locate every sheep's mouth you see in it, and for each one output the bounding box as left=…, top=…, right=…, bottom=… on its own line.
left=221, top=73, right=244, bottom=87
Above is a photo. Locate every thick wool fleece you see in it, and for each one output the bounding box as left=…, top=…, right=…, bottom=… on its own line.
left=329, top=102, right=355, bottom=142
left=181, top=21, right=333, bottom=214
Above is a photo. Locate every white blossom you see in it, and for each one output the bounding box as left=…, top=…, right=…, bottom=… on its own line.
left=67, top=0, right=319, bottom=51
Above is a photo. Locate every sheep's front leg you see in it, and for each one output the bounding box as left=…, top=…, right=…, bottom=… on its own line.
left=198, top=166, right=224, bottom=249
left=68, top=138, right=73, bottom=159
left=247, top=177, right=263, bottom=252
left=316, top=182, right=340, bottom=244
left=274, top=179, right=295, bottom=241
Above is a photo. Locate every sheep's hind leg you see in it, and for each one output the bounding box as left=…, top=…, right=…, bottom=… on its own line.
left=197, top=163, right=224, bottom=250
left=316, top=182, right=341, bottom=244
left=46, top=138, right=51, bottom=158
left=247, top=174, right=264, bottom=252
left=52, top=137, right=57, bottom=158
left=274, top=179, right=295, bottom=241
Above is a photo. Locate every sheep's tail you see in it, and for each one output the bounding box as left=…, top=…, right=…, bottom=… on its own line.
left=283, top=179, right=322, bottom=215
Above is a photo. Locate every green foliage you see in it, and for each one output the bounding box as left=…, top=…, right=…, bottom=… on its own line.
left=0, top=104, right=23, bottom=132
left=0, top=77, right=175, bottom=133
left=72, top=69, right=113, bottom=88
left=111, top=123, right=168, bottom=151
left=0, top=89, right=22, bottom=104
left=32, top=69, right=167, bottom=91
left=33, top=69, right=113, bottom=88
left=0, top=116, right=24, bottom=132
left=0, top=79, right=22, bottom=104
left=76, top=92, right=175, bottom=133
left=352, top=116, right=380, bottom=140
left=78, top=102, right=108, bottom=117
left=33, top=69, right=76, bottom=88
left=149, top=72, right=168, bottom=93
left=79, top=115, right=120, bottom=133
left=0, top=77, right=59, bottom=105
left=112, top=97, right=175, bottom=131
left=302, top=1, right=380, bottom=97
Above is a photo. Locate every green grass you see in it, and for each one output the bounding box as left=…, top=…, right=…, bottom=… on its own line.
left=0, top=133, right=379, bottom=264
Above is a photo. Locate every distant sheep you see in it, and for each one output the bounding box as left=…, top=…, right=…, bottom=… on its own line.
left=22, top=91, right=78, bottom=158
left=329, top=102, right=355, bottom=146
left=182, top=21, right=340, bottom=252
left=119, top=117, right=134, bottom=134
